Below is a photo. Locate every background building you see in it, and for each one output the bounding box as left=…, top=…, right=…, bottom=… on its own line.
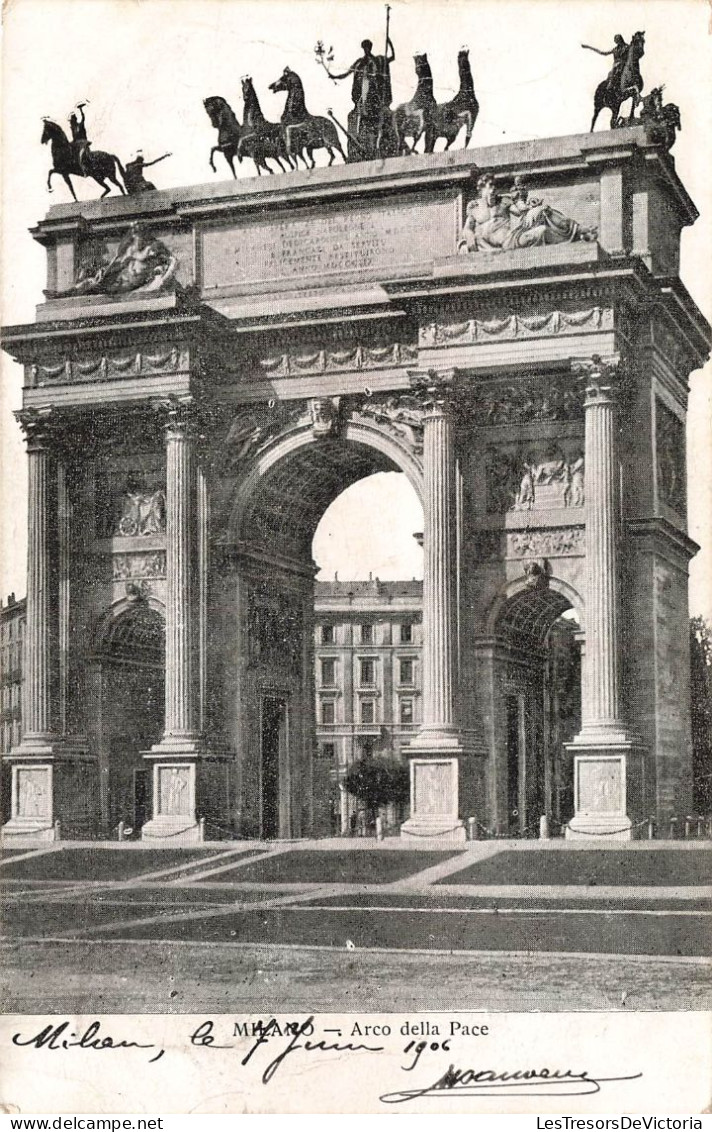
left=1, top=594, right=26, bottom=820
left=314, top=578, right=422, bottom=833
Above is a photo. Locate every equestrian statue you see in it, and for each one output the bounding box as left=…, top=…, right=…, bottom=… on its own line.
left=584, top=31, right=646, bottom=130
left=426, top=47, right=479, bottom=151
left=42, top=103, right=126, bottom=199
left=269, top=67, right=346, bottom=168
left=204, top=95, right=245, bottom=177
left=239, top=77, right=294, bottom=174
left=394, top=52, right=436, bottom=154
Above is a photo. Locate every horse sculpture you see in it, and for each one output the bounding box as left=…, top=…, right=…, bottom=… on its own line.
left=41, top=119, right=126, bottom=199
left=204, top=96, right=244, bottom=178
left=269, top=67, right=346, bottom=168
left=239, top=77, right=293, bottom=175
left=394, top=53, right=436, bottom=154
left=426, top=48, right=479, bottom=152
left=590, top=31, right=646, bottom=130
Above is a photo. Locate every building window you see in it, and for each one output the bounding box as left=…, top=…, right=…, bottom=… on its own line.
left=321, top=624, right=334, bottom=644
left=359, top=658, right=376, bottom=686
left=320, top=658, right=336, bottom=686
left=361, top=700, right=375, bottom=724
left=401, top=622, right=413, bottom=643
left=400, top=699, right=414, bottom=724
left=321, top=700, right=336, bottom=725
left=361, top=623, right=373, bottom=644
left=399, top=658, right=414, bottom=685
left=321, top=741, right=336, bottom=760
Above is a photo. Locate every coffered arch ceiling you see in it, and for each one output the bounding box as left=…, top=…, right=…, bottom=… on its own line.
left=239, top=438, right=401, bottom=561
left=495, top=586, right=576, bottom=652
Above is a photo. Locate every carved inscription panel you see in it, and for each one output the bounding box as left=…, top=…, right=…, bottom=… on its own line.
left=201, top=194, right=459, bottom=291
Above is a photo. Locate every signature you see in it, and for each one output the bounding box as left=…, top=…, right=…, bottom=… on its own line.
left=12, top=1020, right=165, bottom=1063
left=191, top=1016, right=384, bottom=1084
left=379, top=1064, right=643, bottom=1103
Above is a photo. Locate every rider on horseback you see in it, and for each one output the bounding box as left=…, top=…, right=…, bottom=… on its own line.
left=582, top=36, right=628, bottom=93
left=69, top=102, right=91, bottom=174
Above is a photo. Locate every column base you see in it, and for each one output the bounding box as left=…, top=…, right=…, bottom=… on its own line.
left=2, top=742, right=96, bottom=843
left=564, top=737, right=645, bottom=842
left=566, top=813, right=633, bottom=841
left=400, top=815, right=466, bottom=843
left=141, top=740, right=231, bottom=843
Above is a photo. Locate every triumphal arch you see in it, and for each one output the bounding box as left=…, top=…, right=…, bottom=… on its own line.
left=3, top=127, right=709, bottom=842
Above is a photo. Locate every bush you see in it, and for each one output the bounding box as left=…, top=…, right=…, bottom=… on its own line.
left=344, top=757, right=410, bottom=810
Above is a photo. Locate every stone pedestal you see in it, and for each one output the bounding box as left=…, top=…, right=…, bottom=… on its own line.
left=566, top=747, right=644, bottom=840
left=402, top=376, right=464, bottom=840
left=2, top=750, right=97, bottom=843
left=401, top=757, right=466, bottom=842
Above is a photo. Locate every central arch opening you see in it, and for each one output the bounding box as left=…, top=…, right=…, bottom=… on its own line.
left=231, top=432, right=423, bottom=839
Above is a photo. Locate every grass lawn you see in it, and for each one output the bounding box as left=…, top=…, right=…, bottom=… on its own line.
left=0, top=847, right=249, bottom=881
left=211, top=849, right=464, bottom=884
left=439, top=849, right=712, bottom=887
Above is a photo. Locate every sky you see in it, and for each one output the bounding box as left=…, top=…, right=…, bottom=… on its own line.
left=1, top=0, right=710, bottom=610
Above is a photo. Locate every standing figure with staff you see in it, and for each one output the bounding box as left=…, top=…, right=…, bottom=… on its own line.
left=316, top=5, right=398, bottom=160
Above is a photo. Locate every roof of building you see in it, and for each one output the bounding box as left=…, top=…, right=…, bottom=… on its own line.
left=315, top=579, right=422, bottom=599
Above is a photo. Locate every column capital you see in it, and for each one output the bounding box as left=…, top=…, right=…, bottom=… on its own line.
left=151, top=394, right=197, bottom=439
left=408, top=368, right=460, bottom=414
left=14, top=407, right=57, bottom=452
left=571, top=354, right=623, bottom=406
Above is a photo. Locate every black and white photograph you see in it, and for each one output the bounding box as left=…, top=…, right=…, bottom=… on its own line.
left=1, top=0, right=710, bottom=1116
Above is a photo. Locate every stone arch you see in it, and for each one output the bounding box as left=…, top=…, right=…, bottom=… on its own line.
left=91, top=596, right=166, bottom=835
left=482, top=572, right=585, bottom=837
left=484, top=574, right=585, bottom=641
left=227, top=416, right=424, bottom=552
left=93, top=594, right=166, bottom=661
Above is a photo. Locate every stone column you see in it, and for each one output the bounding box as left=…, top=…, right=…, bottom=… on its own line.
left=142, top=397, right=225, bottom=844
left=57, top=459, right=71, bottom=736
left=3, top=411, right=93, bottom=844
left=20, top=413, right=56, bottom=748
left=566, top=356, right=643, bottom=840
left=163, top=401, right=197, bottom=741
left=402, top=372, right=465, bottom=841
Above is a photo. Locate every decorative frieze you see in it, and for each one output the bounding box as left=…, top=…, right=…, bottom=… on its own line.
left=247, top=587, right=303, bottom=673
left=352, top=393, right=425, bottom=454
left=485, top=443, right=585, bottom=513
left=467, top=376, right=585, bottom=427
left=651, top=320, right=695, bottom=379
left=112, top=551, right=166, bottom=580
left=475, top=527, right=585, bottom=561
left=419, top=307, right=611, bottom=348
left=258, top=341, right=417, bottom=378
left=28, top=346, right=189, bottom=388
left=508, top=528, right=585, bottom=558
left=43, top=225, right=178, bottom=301
left=656, top=398, right=686, bottom=515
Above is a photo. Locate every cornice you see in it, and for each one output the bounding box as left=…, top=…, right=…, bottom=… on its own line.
left=625, top=516, right=699, bottom=564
